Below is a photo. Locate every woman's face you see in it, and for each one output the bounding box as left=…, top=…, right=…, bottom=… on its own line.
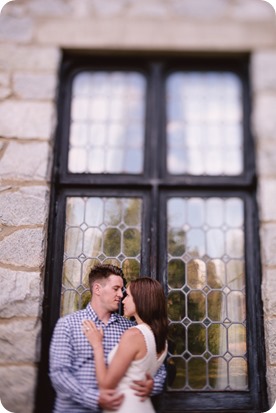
left=122, top=286, right=136, bottom=317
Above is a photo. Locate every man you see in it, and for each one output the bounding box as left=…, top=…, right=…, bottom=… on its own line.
left=49, top=264, right=166, bottom=412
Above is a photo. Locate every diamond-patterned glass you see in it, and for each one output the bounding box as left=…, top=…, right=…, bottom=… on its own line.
left=167, top=197, right=247, bottom=391
left=61, top=197, right=142, bottom=316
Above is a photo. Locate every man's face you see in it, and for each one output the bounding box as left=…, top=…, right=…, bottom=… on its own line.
left=98, top=274, right=124, bottom=312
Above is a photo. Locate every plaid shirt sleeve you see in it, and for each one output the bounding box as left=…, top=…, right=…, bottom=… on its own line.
left=49, top=317, right=99, bottom=411
left=152, top=362, right=167, bottom=396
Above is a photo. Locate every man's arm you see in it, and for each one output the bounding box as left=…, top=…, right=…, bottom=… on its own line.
left=151, top=363, right=167, bottom=395
left=49, top=317, right=99, bottom=410
left=131, top=363, right=167, bottom=400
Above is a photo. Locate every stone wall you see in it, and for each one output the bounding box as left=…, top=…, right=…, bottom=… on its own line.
left=0, top=0, right=276, bottom=412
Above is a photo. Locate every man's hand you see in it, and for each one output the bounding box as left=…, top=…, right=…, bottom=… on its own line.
left=131, top=373, right=154, bottom=401
left=99, top=389, right=124, bottom=411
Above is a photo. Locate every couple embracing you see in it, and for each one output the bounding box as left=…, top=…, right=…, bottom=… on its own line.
left=50, top=264, right=168, bottom=413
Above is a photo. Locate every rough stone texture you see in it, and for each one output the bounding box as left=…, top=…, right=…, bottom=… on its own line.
left=262, top=268, right=276, bottom=314
left=0, top=70, right=11, bottom=100
left=169, top=0, right=227, bottom=19
left=0, top=186, right=49, bottom=226
left=267, top=366, right=276, bottom=407
left=13, top=72, right=58, bottom=100
left=35, top=18, right=276, bottom=50
left=0, top=365, right=37, bottom=413
left=0, top=141, right=51, bottom=181
left=230, top=0, right=275, bottom=21
left=0, top=228, right=45, bottom=268
left=0, top=45, right=61, bottom=71
left=0, top=100, right=54, bottom=139
left=251, top=50, right=276, bottom=93
left=260, top=225, right=276, bottom=266
left=0, top=268, right=41, bottom=318
left=0, top=318, right=41, bottom=362
left=0, top=15, right=33, bottom=43
left=0, top=0, right=276, bottom=411
left=252, top=94, right=276, bottom=140
left=255, top=139, right=276, bottom=177
left=258, top=179, right=276, bottom=221
left=264, top=319, right=276, bottom=365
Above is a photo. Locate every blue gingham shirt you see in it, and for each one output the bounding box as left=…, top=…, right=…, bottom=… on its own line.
left=49, top=304, right=166, bottom=413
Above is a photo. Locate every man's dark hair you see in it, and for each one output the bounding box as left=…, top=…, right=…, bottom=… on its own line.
left=88, top=264, right=124, bottom=292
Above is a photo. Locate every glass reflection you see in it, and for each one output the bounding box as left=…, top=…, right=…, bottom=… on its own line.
left=209, top=357, right=228, bottom=389
left=168, top=323, right=186, bottom=355
left=207, top=291, right=226, bottom=321
left=168, top=259, right=185, bottom=289
left=188, top=292, right=206, bottom=321
left=207, top=259, right=225, bottom=288
left=167, top=357, right=186, bottom=389
left=188, top=358, right=206, bottom=389
left=167, top=196, right=247, bottom=391
left=208, top=324, right=227, bottom=355
left=62, top=197, right=142, bottom=315
left=69, top=71, right=146, bottom=174
left=168, top=291, right=185, bottom=321
left=166, top=71, right=243, bottom=176
left=188, top=324, right=206, bottom=354
left=229, top=358, right=248, bottom=389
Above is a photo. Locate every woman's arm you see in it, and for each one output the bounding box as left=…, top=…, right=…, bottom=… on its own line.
left=83, top=320, right=145, bottom=389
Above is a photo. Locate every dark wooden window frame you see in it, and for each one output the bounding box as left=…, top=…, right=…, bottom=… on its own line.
left=35, top=51, right=268, bottom=413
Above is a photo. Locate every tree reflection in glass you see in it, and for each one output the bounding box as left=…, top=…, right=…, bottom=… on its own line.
left=62, top=197, right=142, bottom=315
left=167, top=197, right=247, bottom=391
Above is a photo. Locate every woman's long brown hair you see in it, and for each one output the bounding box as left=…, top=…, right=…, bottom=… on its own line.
left=129, top=277, right=168, bottom=354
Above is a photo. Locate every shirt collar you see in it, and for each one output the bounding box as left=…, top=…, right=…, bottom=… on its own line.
left=86, top=303, right=120, bottom=325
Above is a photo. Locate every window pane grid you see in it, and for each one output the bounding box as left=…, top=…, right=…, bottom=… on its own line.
left=167, top=197, right=247, bottom=391
left=61, top=196, right=142, bottom=316
left=69, top=71, right=146, bottom=174
left=166, top=72, right=243, bottom=176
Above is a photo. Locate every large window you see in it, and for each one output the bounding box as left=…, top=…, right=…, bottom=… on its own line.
left=36, top=54, right=267, bottom=412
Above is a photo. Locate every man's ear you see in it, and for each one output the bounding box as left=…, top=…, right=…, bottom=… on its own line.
left=93, top=282, right=102, bottom=296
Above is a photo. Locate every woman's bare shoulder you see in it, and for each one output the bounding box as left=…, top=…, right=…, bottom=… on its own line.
left=120, top=326, right=145, bottom=341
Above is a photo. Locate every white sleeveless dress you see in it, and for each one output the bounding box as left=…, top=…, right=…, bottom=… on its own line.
left=103, top=323, right=167, bottom=413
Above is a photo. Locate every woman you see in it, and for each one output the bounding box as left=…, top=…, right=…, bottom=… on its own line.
left=83, top=277, right=168, bottom=413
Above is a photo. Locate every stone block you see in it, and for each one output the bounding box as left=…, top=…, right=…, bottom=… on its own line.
left=264, top=319, right=276, bottom=364
left=0, top=186, right=49, bottom=226
left=169, top=0, right=227, bottom=19
left=266, top=366, right=276, bottom=407
left=230, top=0, right=275, bottom=21
left=126, top=0, right=168, bottom=18
left=258, top=179, right=276, bottom=221
left=262, top=268, right=276, bottom=315
left=252, top=94, right=276, bottom=140
left=35, top=18, right=276, bottom=50
left=256, top=140, right=276, bottom=176
left=251, top=50, right=276, bottom=93
left=0, top=365, right=37, bottom=413
left=0, top=268, right=41, bottom=318
left=260, top=224, right=276, bottom=266
left=27, top=0, right=72, bottom=17
left=0, top=70, right=11, bottom=99
left=0, top=16, right=33, bottom=43
left=0, top=45, right=60, bottom=71
left=0, top=100, right=55, bottom=139
left=13, top=72, right=58, bottom=100
left=0, top=318, right=41, bottom=363
left=0, top=228, right=46, bottom=269
left=0, top=141, right=51, bottom=181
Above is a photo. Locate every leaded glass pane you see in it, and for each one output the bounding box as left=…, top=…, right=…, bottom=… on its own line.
left=62, top=197, right=142, bottom=316
left=69, top=71, right=146, bottom=174
left=166, top=72, right=243, bottom=176
left=167, top=197, right=247, bottom=391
